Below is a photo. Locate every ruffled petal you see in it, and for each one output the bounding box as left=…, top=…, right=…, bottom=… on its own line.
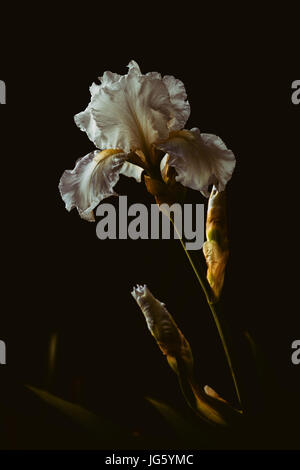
left=127, top=60, right=142, bottom=75
left=157, top=128, right=236, bottom=195
left=98, top=70, right=121, bottom=86
left=75, top=105, right=101, bottom=147
left=163, top=75, right=190, bottom=131
left=74, top=61, right=190, bottom=155
left=90, top=67, right=172, bottom=153
left=59, top=149, right=142, bottom=222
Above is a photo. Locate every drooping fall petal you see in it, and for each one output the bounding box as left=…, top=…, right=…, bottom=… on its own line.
left=157, top=128, right=236, bottom=196
left=59, top=149, right=143, bottom=222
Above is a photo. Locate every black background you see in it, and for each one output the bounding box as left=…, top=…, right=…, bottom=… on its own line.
left=0, top=6, right=299, bottom=451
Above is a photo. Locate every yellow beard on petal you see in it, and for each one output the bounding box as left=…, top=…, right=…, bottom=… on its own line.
left=93, top=148, right=124, bottom=163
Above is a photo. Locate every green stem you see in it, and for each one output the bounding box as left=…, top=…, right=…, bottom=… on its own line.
left=173, top=222, right=243, bottom=410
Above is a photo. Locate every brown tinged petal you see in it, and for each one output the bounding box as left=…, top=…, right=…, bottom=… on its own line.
left=203, top=186, right=229, bottom=301
left=203, top=240, right=229, bottom=302
left=206, top=185, right=228, bottom=249
left=190, top=382, right=242, bottom=427
left=143, top=151, right=187, bottom=207
left=204, top=385, right=229, bottom=404
left=144, top=173, right=186, bottom=207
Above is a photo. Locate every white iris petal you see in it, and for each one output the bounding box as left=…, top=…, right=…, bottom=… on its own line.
left=59, top=150, right=143, bottom=222
left=74, top=60, right=190, bottom=154
left=157, top=128, right=236, bottom=196
left=119, top=161, right=143, bottom=181
left=162, top=75, right=190, bottom=131
left=60, top=61, right=237, bottom=222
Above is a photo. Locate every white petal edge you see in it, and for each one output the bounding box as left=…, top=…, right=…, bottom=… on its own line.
left=157, top=128, right=236, bottom=196
left=59, top=150, right=143, bottom=222
left=74, top=61, right=190, bottom=153
left=163, top=75, right=190, bottom=131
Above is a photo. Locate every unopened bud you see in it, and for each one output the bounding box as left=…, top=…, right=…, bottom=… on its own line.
left=203, top=186, right=229, bottom=301
left=131, top=284, right=193, bottom=375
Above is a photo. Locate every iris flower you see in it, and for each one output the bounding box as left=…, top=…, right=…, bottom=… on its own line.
left=59, top=60, right=236, bottom=221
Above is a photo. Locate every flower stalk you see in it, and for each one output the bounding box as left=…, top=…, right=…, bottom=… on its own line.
left=169, top=209, right=243, bottom=411
left=58, top=60, right=242, bottom=422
